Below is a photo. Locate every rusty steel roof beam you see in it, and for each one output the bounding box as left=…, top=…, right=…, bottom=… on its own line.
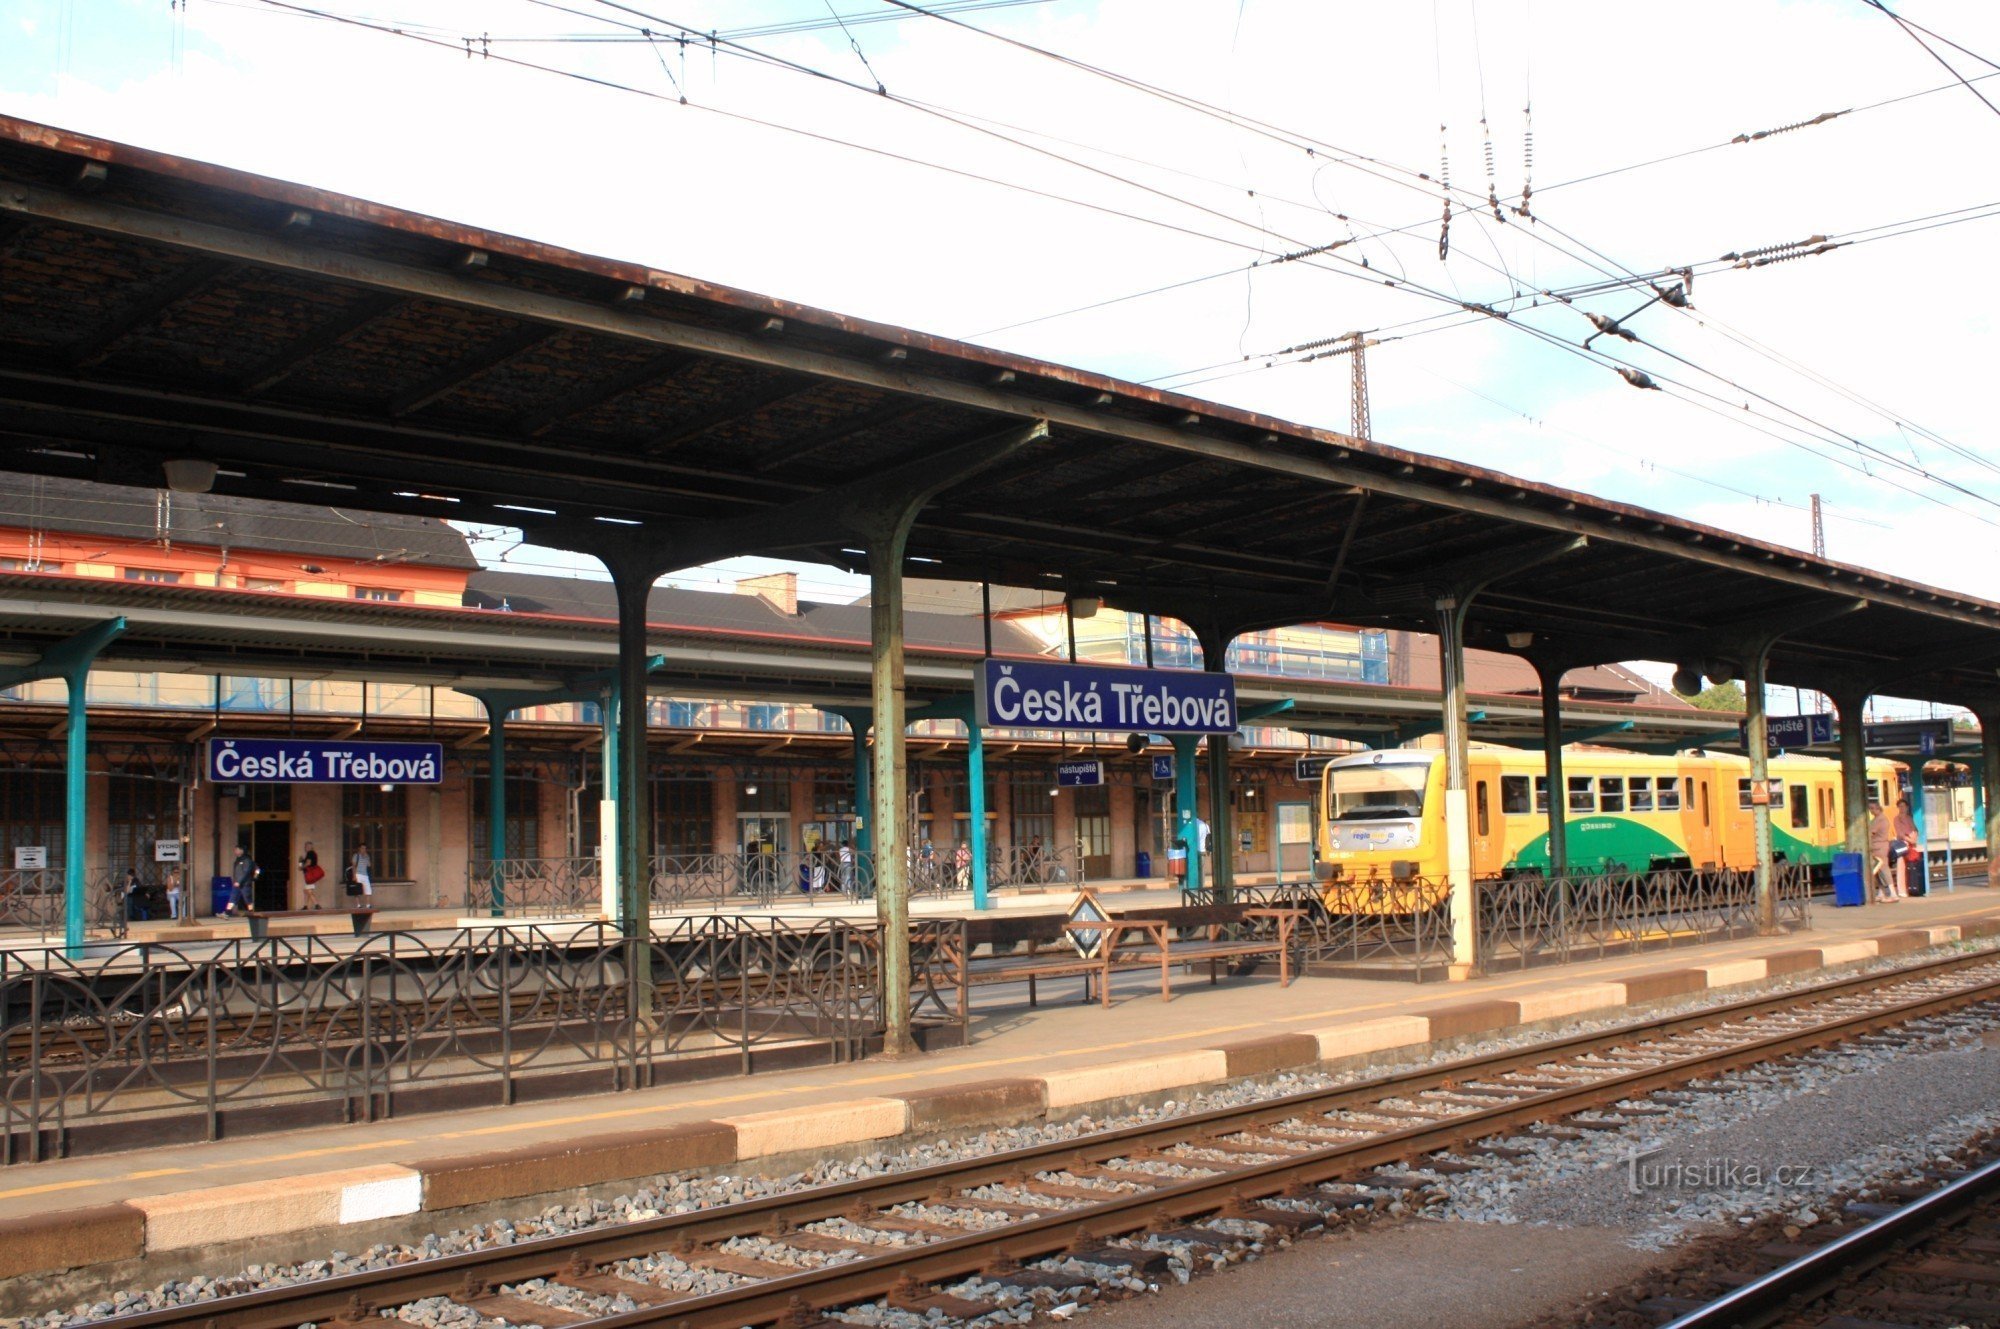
left=238, top=291, right=407, bottom=397
left=385, top=322, right=562, bottom=418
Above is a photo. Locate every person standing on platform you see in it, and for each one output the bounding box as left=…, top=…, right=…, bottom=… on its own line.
left=1867, top=798, right=1896, bottom=903
left=298, top=840, right=322, bottom=910
left=164, top=866, right=182, bottom=922
left=122, top=866, right=147, bottom=921
left=1894, top=797, right=1921, bottom=898
left=227, top=843, right=254, bottom=915
left=350, top=843, right=373, bottom=905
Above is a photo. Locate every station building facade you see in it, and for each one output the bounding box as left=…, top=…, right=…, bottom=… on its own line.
left=0, top=479, right=1687, bottom=916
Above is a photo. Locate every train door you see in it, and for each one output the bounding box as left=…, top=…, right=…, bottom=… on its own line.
left=1472, top=777, right=1497, bottom=873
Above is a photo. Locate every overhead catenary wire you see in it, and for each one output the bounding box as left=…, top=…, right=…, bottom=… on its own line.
left=242, top=0, right=2000, bottom=533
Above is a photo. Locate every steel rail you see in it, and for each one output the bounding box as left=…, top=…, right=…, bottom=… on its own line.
left=78, top=946, right=2000, bottom=1329
left=1659, top=1152, right=2000, bottom=1329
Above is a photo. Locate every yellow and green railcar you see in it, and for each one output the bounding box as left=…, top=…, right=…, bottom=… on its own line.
left=1316, top=747, right=1900, bottom=902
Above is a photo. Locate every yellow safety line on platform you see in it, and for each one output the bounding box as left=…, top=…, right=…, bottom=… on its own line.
left=5, top=903, right=1994, bottom=1205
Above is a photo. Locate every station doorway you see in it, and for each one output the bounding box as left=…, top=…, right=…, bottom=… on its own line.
left=244, top=815, right=292, bottom=911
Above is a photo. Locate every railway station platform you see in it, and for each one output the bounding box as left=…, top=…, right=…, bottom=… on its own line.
left=4, top=887, right=1998, bottom=1300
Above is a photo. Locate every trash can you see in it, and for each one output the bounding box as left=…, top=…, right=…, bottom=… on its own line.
left=1167, top=847, right=1187, bottom=880
left=1135, top=851, right=1153, bottom=878
left=1831, top=852, right=1865, bottom=907
left=211, top=875, right=236, bottom=915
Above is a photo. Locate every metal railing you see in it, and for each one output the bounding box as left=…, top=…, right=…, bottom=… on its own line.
left=0, top=914, right=965, bottom=1163
left=465, top=857, right=602, bottom=917
left=1299, top=876, right=1457, bottom=980
left=0, top=869, right=128, bottom=940
left=468, top=847, right=1091, bottom=917
left=1477, top=864, right=1813, bottom=972
left=986, top=845, right=1083, bottom=889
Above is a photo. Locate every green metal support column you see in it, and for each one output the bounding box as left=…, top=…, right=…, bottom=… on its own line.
left=824, top=706, right=874, bottom=887
left=1743, top=648, right=1778, bottom=934
left=1533, top=658, right=1571, bottom=878
left=0, top=618, right=127, bottom=957
left=1833, top=689, right=1871, bottom=860
left=1907, top=755, right=1929, bottom=893
left=1172, top=734, right=1202, bottom=895
left=600, top=681, right=619, bottom=921
left=610, top=570, right=655, bottom=967
left=1194, top=627, right=1237, bottom=903
left=868, top=535, right=916, bottom=1056
left=1980, top=716, right=2000, bottom=875
left=1435, top=596, right=1478, bottom=976
left=966, top=719, right=989, bottom=910
left=483, top=699, right=510, bottom=916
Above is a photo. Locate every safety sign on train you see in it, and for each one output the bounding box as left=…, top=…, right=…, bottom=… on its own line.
left=207, top=737, right=445, bottom=785
left=974, top=659, right=1236, bottom=735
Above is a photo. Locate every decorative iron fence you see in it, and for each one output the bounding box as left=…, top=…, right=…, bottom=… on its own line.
left=0, top=870, right=128, bottom=940
left=0, top=914, right=963, bottom=1163
left=1477, top=864, right=1813, bottom=972
left=1297, top=876, right=1456, bottom=980
left=986, top=845, right=1084, bottom=889
left=464, top=857, right=601, bottom=917
left=470, top=848, right=1090, bottom=917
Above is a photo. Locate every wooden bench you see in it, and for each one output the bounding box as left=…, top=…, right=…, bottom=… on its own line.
left=244, top=907, right=376, bottom=938
left=1075, top=908, right=1305, bottom=1006
left=950, top=904, right=1305, bottom=1013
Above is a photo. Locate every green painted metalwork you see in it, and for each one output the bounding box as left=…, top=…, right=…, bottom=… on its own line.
left=0, top=618, right=127, bottom=956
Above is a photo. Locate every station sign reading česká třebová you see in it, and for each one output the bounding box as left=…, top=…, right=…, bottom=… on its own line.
left=974, top=659, right=1236, bottom=735
left=207, top=737, right=445, bottom=785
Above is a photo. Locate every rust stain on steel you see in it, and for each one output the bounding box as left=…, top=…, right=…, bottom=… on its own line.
left=0, top=112, right=1994, bottom=625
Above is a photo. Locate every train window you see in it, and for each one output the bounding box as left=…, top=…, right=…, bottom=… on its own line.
left=1501, top=776, right=1532, bottom=815
left=1789, top=784, right=1810, bottom=829
left=1630, top=777, right=1654, bottom=812
left=1737, top=778, right=1786, bottom=810
left=1820, top=787, right=1835, bottom=827
left=1567, top=776, right=1595, bottom=814
left=1598, top=777, right=1626, bottom=813
left=1656, top=779, right=1681, bottom=812
left=1700, top=781, right=1710, bottom=827
left=1476, top=782, right=1490, bottom=837
left=1533, top=776, right=1550, bottom=815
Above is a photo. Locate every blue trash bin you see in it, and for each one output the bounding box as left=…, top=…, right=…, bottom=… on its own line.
left=1831, top=852, right=1865, bottom=907
left=211, top=875, right=236, bottom=915
left=1135, top=851, right=1152, bottom=878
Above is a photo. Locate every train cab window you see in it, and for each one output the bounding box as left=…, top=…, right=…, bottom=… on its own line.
left=1476, top=782, right=1490, bottom=836
left=1789, top=784, right=1810, bottom=829
left=1656, top=779, right=1682, bottom=812
left=1533, top=776, right=1550, bottom=815
left=1630, top=777, right=1654, bottom=812
left=1501, top=776, right=1532, bottom=815
left=1567, top=776, right=1595, bottom=814
left=1598, top=777, right=1626, bottom=813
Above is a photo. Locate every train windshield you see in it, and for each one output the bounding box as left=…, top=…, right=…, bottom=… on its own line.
left=1326, top=762, right=1431, bottom=820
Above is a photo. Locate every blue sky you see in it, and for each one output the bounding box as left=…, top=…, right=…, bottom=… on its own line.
left=3, top=1, right=1996, bottom=711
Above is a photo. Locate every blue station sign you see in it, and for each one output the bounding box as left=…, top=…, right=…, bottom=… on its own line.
left=1056, top=759, right=1106, bottom=787
left=208, top=737, right=444, bottom=785
left=975, top=659, right=1236, bottom=735
left=1151, top=754, right=1176, bottom=782
left=1743, top=713, right=1833, bottom=750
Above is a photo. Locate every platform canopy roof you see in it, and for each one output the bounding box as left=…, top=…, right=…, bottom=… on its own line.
left=2, top=115, right=1998, bottom=714
left=0, top=568, right=1737, bottom=751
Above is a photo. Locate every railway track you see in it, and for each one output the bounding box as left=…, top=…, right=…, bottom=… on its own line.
left=1647, top=1141, right=2000, bottom=1328
left=68, top=949, right=2000, bottom=1329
